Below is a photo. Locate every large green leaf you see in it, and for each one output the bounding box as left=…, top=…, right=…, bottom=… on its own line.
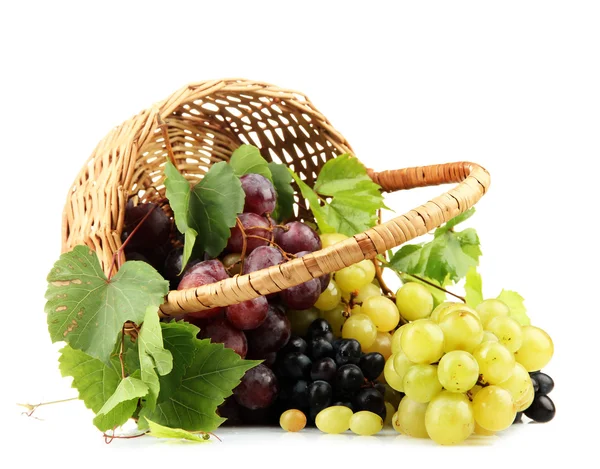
left=229, top=144, right=272, bottom=180
left=138, top=306, right=173, bottom=411
left=156, top=321, right=199, bottom=403
left=189, top=162, right=245, bottom=257
left=139, top=338, right=260, bottom=432
left=164, top=161, right=197, bottom=270
left=59, top=345, right=137, bottom=432
left=289, top=169, right=335, bottom=233
left=45, top=246, right=169, bottom=363
left=269, top=162, right=295, bottom=221
left=387, top=211, right=481, bottom=285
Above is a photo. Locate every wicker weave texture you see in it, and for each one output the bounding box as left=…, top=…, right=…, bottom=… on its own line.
left=61, top=79, right=490, bottom=317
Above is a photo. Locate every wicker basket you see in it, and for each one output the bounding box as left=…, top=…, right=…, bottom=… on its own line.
left=61, top=78, right=490, bottom=318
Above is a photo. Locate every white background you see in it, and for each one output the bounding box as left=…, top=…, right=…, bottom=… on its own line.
left=1, top=1, right=599, bottom=467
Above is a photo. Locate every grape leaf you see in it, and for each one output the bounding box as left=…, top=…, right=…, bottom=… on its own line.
left=189, top=162, right=245, bottom=257
left=45, top=246, right=169, bottom=363
left=313, top=154, right=385, bottom=236
left=97, top=373, right=148, bottom=416
left=156, top=320, right=199, bottom=402
left=289, top=170, right=335, bottom=233
left=465, top=267, right=484, bottom=308
left=229, top=144, right=273, bottom=181
left=146, top=419, right=210, bottom=443
left=497, top=289, right=530, bottom=326
left=434, top=208, right=476, bottom=236
left=269, top=162, right=295, bottom=221
left=388, top=212, right=481, bottom=285
left=288, top=155, right=385, bottom=236
left=59, top=345, right=137, bottom=432
left=138, top=338, right=260, bottom=432
left=138, top=306, right=173, bottom=411
left=164, top=161, right=198, bottom=270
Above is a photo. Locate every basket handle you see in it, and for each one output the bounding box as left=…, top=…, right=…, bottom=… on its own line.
left=159, top=161, right=490, bottom=317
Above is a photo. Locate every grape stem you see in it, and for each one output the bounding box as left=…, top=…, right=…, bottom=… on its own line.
left=18, top=397, right=78, bottom=417
left=104, top=429, right=149, bottom=444
left=401, top=272, right=466, bottom=304
left=236, top=217, right=249, bottom=273
left=373, top=258, right=395, bottom=300
left=107, top=203, right=159, bottom=279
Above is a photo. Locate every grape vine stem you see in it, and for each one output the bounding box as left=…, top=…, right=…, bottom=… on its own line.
left=18, top=397, right=77, bottom=417
left=402, top=273, right=466, bottom=303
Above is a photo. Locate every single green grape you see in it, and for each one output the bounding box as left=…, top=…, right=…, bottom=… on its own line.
left=354, top=282, right=382, bottom=303
left=395, top=396, right=429, bottom=438
left=363, top=331, right=393, bottom=360
left=335, top=260, right=376, bottom=293
left=430, top=302, right=459, bottom=322
left=498, top=362, right=533, bottom=405
left=435, top=303, right=479, bottom=323
left=425, top=391, right=475, bottom=445
left=395, top=283, right=434, bottom=321
left=516, top=380, right=535, bottom=411
left=476, top=299, right=510, bottom=328
left=392, top=352, right=416, bottom=391
left=438, top=310, right=483, bottom=353
left=485, top=316, right=523, bottom=352
left=222, top=253, right=242, bottom=275
left=350, top=411, right=383, bottom=435
left=400, top=319, right=445, bottom=364
left=315, top=406, right=353, bottom=434
left=315, top=279, right=342, bottom=311
left=286, top=307, right=319, bottom=336
left=320, top=232, right=348, bottom=248
left=279, top=409, right=307, bottom=432
left=390, top=324, right=408, bottom=354
left=472, top=341, right=515, bottom=385
left=403, top=364, right=442, bottom=403
left=319, top=305, right=347, bottom=338
left=362, top=295, right=400, bottom=332
left=472, top=385, right=516, bottom=432
left=342, top=313, right=377, bottom=348
left=437, top=351, right=479, bottom=393
left=513, top=325, right=554, bottom=372
left=482, top=331, right=499, bottom=342
left=385, top=353, right=409, bottom=391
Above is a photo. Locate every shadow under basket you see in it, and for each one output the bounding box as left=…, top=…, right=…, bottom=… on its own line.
left=61, top=78, right=490, bottom=318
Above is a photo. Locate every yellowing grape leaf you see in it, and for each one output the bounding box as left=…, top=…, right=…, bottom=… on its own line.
left=45, top=246, right=169, bottom=363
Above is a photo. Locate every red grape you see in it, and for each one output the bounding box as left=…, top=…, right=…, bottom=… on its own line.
left=240, top=173, right=277, bottom=215
left=226, top=296, right=269, bottom=330
left=178, top=271, right=223, bottom=319
left=246, top=304, right=291, bottom=357
left=242, top=245, right=285, bottom=274
left=234, top=364, right=279, bottom=409
left=280, top=278, right=321, bottom=310
left=227, top=213, right=271, bottom=254
left=275, top=221, right=321, bottom=254
left=122, top=202, right=171, bottom=251
left=199, top=317, right=248, bottom=358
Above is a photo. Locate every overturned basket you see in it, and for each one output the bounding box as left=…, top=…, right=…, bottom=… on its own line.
left=62, top=78, right=490, bottom=317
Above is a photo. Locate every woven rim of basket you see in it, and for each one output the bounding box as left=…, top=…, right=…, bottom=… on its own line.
left=60, top=78, right=490, bottom=318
